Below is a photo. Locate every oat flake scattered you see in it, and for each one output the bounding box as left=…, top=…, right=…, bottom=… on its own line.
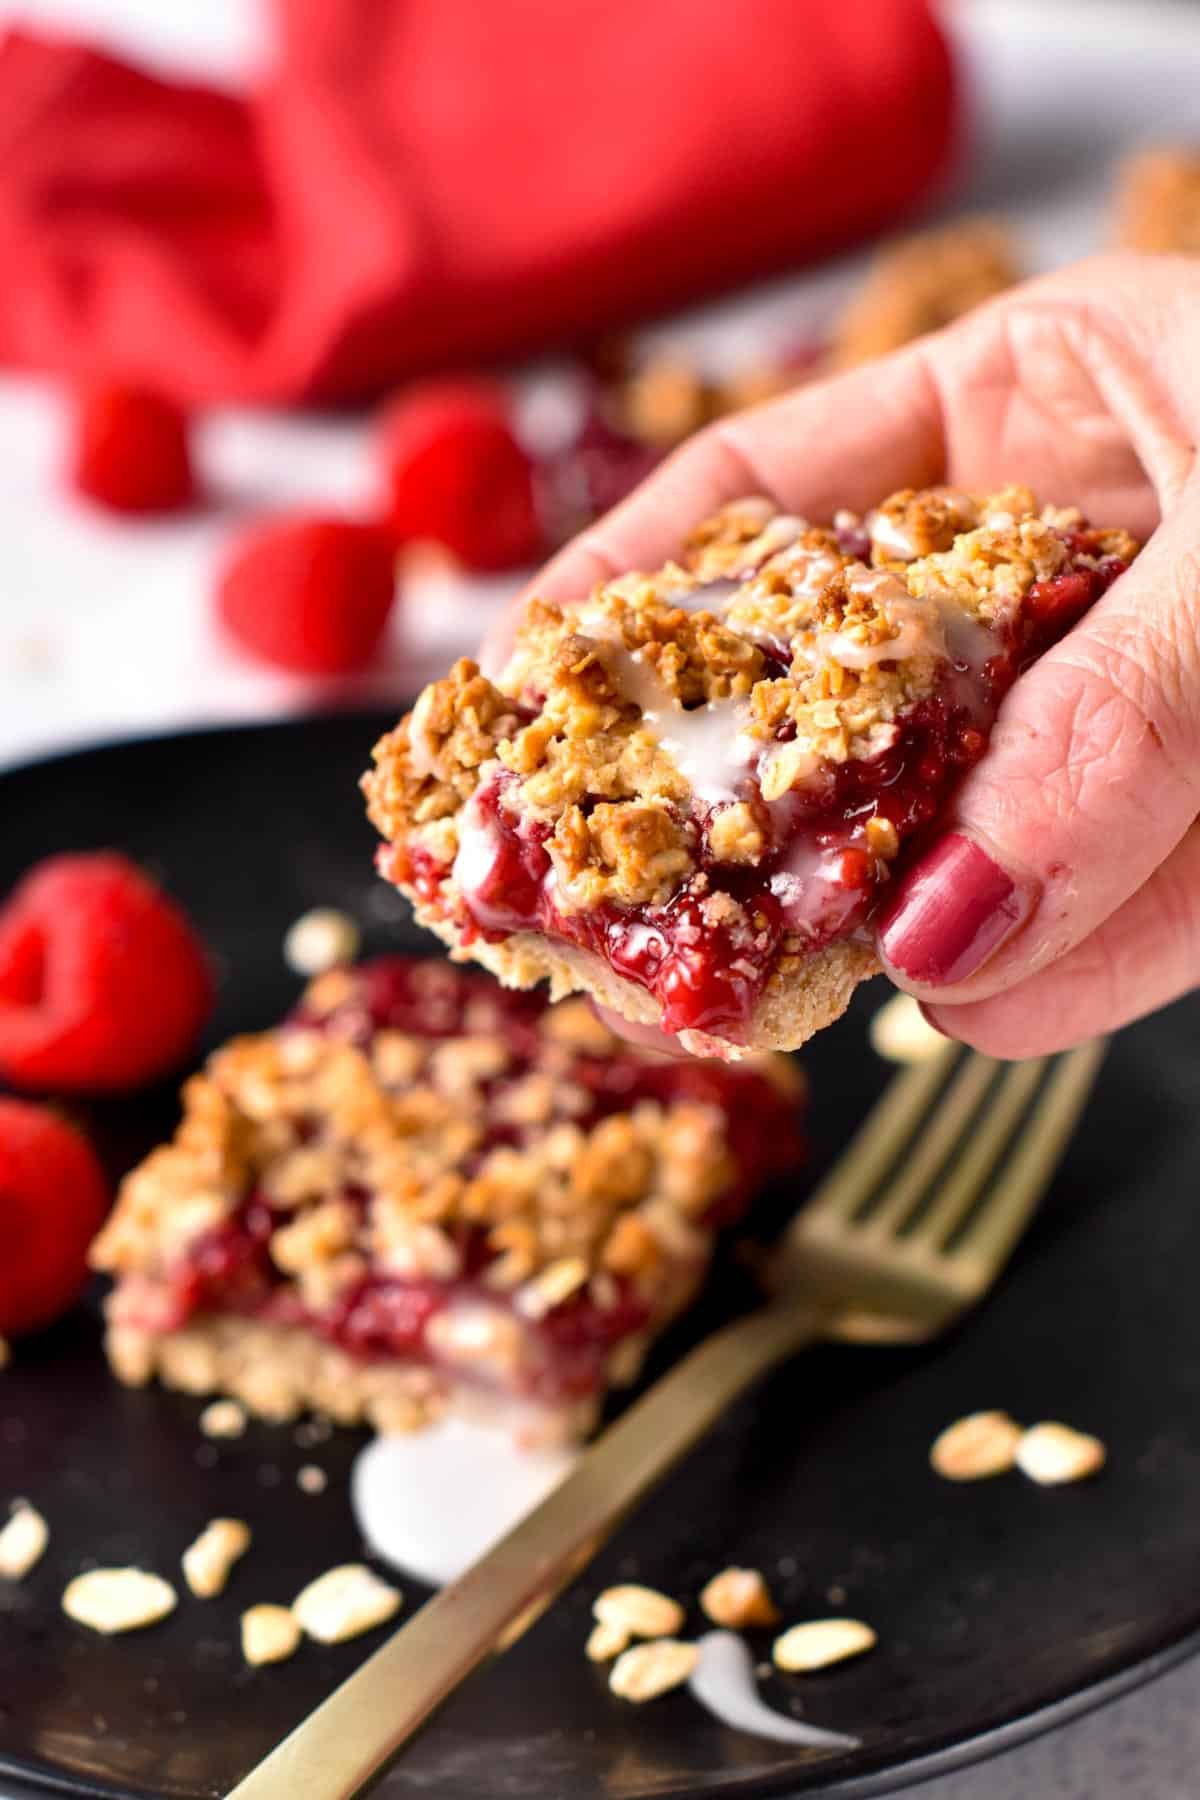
left=292, top=1564, right=401, bottom=1644
left=242, top=1604, right=302, bottom=1667
left=1015, top=1422, right=1106, bottom=1486
left=593, top=1583, right=684, bottom=1639
left=182, top=1519, right=251, bottom=1599
left=0, top=1504, right=49, bottom=1580
left=284, top=909, right=361, bottom=977
left=199, top=1399, right=248, bottom=1440
left=609, top=1638, right=699, bottom=1702
left=930, top=1411, right=1022, bottom=1482
left=586, top=1619, right=630, bottom=1662
left=773, top=1618, right=877, bottom=1673
left=62, top=1568, right=177, bottom=1635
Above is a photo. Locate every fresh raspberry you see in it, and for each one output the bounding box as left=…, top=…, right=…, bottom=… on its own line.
left=379, top=379, right=544, bottom=572
left=535, top=404, right=661, bottom=548
left=216, top=515, right=398, bottom=675
left=0, top=1099, right=109, bottom=1336
left=70, top=381, right=197, bottom=514
left=0, top=853, right=213, bottom=1094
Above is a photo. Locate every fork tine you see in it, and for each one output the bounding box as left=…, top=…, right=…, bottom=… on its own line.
left=863, top=1052, right=998, bottom=1235
left=797, top=1037, right=957, bottom=1223
left=952, top=1040, right=1107, bottom=1274
left=908, top=1056, right=1048, bottom=1249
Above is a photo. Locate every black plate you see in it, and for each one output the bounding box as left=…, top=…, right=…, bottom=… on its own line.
left=1, top=715, right=1198, bottom=1800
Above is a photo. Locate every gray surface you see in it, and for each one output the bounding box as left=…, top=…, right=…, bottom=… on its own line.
left=905, top=1654, right=1200, bottom=1798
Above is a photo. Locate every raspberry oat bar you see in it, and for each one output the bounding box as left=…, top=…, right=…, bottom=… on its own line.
left=365, top=487, right=1137, bottom=1057
left=91, top=959, right=802, bottom=1441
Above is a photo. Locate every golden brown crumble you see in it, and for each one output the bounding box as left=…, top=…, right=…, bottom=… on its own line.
left=828, top=219, right=1021, bottom=367
left=365, top=483, right=1133, bottom=928
left=1113, top=147, right=1200, bottom=253
left=92, top=975, right=794, bottom=1391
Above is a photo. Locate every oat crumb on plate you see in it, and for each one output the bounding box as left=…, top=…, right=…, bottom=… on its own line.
left=0, top=1503, right=49, bottom=1579
left=773, top=1618, right=877, bottom=1672
left=609, top=1638, right=699, bottom=1701
left=593, top=1583, right=685, bottom=1639
left=870, top=992, right=948, bottom=1065
left=292, top=1564, right=402, bottom=1643
left=1015, top=1421, right=1106, bottom=1486
left=242, top=1603, right=302, bottom=1667
left=62, top=1567, right=177, bottom=1634
left=199, top=1398, right=248, bottom=1439
left=586, top=1619, right=631, bottom=1662
left=930, top=1411, right=1023, bottom=1481
left=700, top=1566, right=780, bottom=1628
left=182, top=1518, right=252, bottom=1598
left=284, top=907, right=362, bottom=977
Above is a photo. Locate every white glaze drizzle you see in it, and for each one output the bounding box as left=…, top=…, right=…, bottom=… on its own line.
left=688, top=1631, right=859, bottom=1749
left=597, top=632, right=757, bottom=806
left=351, top=1417, right=578, bottom=1587
left=865, top=508, right=920, bottom=562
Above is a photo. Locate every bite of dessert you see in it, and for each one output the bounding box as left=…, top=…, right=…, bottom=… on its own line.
left=364, top=486, right=1137, bottom=1057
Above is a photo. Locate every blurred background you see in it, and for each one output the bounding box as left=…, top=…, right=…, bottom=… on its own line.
left=0, top=0, right=1197, bottom=773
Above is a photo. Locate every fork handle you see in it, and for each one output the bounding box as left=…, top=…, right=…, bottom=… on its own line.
left=227, top=1297, right=827, bottom=1800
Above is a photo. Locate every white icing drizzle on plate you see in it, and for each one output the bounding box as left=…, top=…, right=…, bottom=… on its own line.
left=351, top=1417, right=578, bottom=1587
left=688, top=1631, right=859, bottom=1749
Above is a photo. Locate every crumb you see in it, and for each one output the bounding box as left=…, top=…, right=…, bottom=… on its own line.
left=292, top=1564, right=402, bottom=1643
left=699, top=1567, right=780, bottom=1628
left=182, top=1519, right=252, bottom=1598
left=593, top=1583, right=685, bottom=1639
left=586, top=1619, right=630, bottom=1662
left=283, top=908, right=361, bottom=978
left=0, top=1503, right=49, bottom=1579
left=1015, top=1422, right=1106, bottom=1486
left=62, top=1567, right=177, bottom=1634
left=199, top=1398, right=248, bottom=1440
left=870, top=991, right=948, bottom=1064
left=930, top=1411, right=1022, bottom=1481
left=242, top=1603, right=302, bottom=1667
left=609, top=1638, right=699, bottom=1701
left=773, top=1618, right=876, bottom=1672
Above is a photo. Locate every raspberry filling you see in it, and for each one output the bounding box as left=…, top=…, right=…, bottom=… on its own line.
left=151, top=959, right=801, bottom=1404
left=397, top=537, right=1125, bottom=1044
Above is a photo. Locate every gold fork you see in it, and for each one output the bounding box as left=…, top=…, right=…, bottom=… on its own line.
left=228, top=1036, right=1106, bottom=1800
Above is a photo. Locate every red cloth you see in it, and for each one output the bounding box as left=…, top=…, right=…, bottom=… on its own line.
left=0, top=2, right=957, bottom=405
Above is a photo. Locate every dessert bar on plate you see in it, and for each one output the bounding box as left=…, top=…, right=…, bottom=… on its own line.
left=92, top=958, right=803, bottom=1443
left=365, top=485, right=1138, bottom=1057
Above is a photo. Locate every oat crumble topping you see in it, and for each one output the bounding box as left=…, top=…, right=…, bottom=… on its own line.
left=364, top=485, right=1137, bottom=1051
left=92, top=959, right=802, bottom=1431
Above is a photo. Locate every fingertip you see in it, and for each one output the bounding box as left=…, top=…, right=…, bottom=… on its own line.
left=876, top=831, right=1040, bottom=993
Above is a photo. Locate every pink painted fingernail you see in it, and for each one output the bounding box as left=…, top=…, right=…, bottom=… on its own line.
left=878, top=834, right=1038, bottom=987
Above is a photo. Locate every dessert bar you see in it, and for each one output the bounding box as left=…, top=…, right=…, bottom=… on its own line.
left=365, top=486, right=1137, bottom=1055
left=92, top=959, right=803, bottom=1441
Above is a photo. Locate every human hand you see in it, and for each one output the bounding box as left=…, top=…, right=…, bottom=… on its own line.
left=484, top=254, right=1200, bottom=1057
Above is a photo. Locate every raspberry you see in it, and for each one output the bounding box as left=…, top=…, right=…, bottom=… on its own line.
left=0, top=1099, right=109, bottom=1336
left=379, top=379, right=544, bottom=571
left=70, top=381, right=196, bottom=515
left=0, top=853, right=213, bottom=1093
left=216, top=516, right=398, bottom=675
left=535, top=405, right=661, bottom=547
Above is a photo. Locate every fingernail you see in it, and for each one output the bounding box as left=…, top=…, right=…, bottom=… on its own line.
left=878, top=833, right=1038, bottom=987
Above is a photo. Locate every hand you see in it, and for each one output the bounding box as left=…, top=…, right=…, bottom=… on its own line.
left=485, top=253, right=1200, bottom=1057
